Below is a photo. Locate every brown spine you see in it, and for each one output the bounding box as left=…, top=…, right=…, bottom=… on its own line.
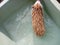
left=32, top=1, right=45, bottom=36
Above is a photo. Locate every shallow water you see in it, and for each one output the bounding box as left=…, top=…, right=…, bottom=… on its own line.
left=0, top=0, right=60, bottom=45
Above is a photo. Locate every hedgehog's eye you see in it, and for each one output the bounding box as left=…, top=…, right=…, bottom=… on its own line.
left=32, top=5, right=34, bottom=8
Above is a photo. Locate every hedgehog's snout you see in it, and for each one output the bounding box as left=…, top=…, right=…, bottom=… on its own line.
left=32, top=3, right=41, bottom=10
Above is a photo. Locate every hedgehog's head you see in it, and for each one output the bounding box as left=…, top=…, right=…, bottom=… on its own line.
left=32, top=0, right=42, bottom=10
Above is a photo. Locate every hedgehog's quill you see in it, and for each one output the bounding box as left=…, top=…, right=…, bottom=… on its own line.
left=32, top=0, right=45, bottom=36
